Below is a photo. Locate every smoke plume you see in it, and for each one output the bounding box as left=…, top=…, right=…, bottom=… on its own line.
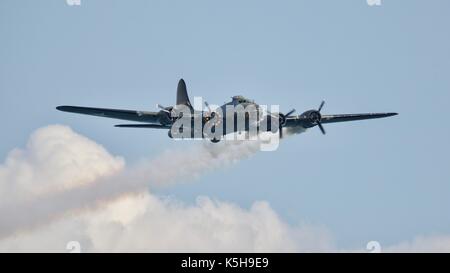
left=0, top=125, right=270, bottom=239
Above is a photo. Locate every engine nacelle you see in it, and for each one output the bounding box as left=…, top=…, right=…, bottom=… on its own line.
left=300, top=110, right=322, bottom=128
left=158, top=109, right=174, bottom=125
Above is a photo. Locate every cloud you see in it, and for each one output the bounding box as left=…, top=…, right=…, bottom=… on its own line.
left=0, top=125, right=264, bottom=239
left=385, top=235, right=450, bottom=253
left=0, top=125, right=124, bottom=204
left=0, top=125, right=333, bottom=252
left=0, top=125, right=448, bottom=252
left=0, top=193, right=334, bottom=252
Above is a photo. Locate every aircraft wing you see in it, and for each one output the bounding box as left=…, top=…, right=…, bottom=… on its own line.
left=56, top=106, right=161, bottom=123
left=114, top=124, right=171, bottom=129
left=320, top=113, right=398, bottom=124
left=285, top=112, right=397, bottom=127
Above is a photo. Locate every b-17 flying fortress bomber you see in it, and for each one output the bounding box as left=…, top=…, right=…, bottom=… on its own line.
left=57, top=79, right=397, bottom=144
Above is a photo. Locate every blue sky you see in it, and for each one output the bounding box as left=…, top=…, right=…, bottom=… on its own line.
left=1, top=0, right=449, bottom=249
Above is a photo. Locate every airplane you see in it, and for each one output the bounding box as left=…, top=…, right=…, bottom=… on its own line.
left=56, top=79, right=398, bottom=143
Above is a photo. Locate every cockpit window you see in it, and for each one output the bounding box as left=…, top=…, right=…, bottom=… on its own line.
left=232, top=96, right=254, bottom=104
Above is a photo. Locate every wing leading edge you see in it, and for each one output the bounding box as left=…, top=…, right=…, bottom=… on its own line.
left=320, top=112, right=398, bottom=124
left=114, top=124, right=170, bottom=129
left=285, top=112, right=398, bottom=129
left=56, top=106, right=161, bottom=123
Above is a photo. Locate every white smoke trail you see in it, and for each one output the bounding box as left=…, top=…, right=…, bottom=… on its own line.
left=0, top=125, right=269, bottom=239
left=5, top=126, right=447, bottom=252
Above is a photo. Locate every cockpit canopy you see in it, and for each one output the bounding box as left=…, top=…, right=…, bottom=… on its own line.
left=231, top=95, right=254, bottom=104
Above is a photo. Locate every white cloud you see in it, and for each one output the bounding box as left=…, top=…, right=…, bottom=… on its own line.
left=0, top=125, right=333, bottom=252
left=0, top=125, right=124, bottom=205
left=0, top=192, right=334, bottom=252
left=0, top=125, right=448, bottom=252
left=386, top=235, right=450, bottom=253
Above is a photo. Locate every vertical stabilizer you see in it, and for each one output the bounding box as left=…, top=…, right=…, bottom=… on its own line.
left=176, top=79, right=192, bottom=109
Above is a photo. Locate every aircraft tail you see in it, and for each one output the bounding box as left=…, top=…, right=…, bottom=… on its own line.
left=176, top=79, right=192, bottom=109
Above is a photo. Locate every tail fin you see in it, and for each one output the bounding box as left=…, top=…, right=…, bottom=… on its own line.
left=176, top=79, right=192, bottom=109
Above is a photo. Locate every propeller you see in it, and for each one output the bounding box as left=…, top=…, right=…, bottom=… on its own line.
left=317, top=122, right=326, bottom=135
left=285, top=109, right=296, bottom=117
left=203, top=100, right=218, bottom=121
left=204, top=101, right=212, bottom=113
left=318, top=100, right=325, bottom=112
left=157, top=104, right=178, bottom=124
left=311, top=100, right=326, bottom=135
left=157, top=104, right=171, bottom=114
left=278, top=108, right=296, bottom=139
